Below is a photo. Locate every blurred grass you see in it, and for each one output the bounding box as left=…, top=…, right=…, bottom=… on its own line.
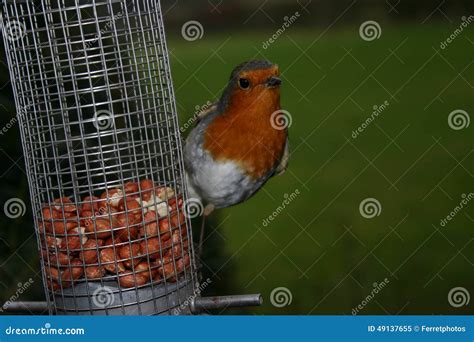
left=0, top=22, right=472, bottom=315
left=169, top=23, right=473, bottom=314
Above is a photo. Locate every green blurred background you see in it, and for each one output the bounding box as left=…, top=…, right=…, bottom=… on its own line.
left=0, top=0, right=473, bottom=315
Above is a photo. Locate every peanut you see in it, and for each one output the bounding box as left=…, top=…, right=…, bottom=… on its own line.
left=139, top=237, right=162, bottom=259
left=60, top=227, right=88, bottom=252
left=84, top=218, right=113, bottom=240
left=119, top=273, right=148, bottom=288
left=124, top=182, right=139, bottom=196
left=143, top=211, right=159, bottom=236
left=62, top=259, right=84, bottom=285
left=47, top=267, right=60, bottom=282
left=100, top=248, right=126, bottom=274
left=100, top=188, right=124, bottom=208
left=52, top=219, right=78, bottom=235
left=139, top=179, right=154, bottom=201
left=118, top=243, right=142, bottom=269
left=85, top=266, right=105, bottom=280
left=81, top=196, right=100, bottom=212
left=79, top=239, right=103, bottom=264
left=118, top=197, right=142, bottom=216
left=134, top=261, right=157, bottom=280
left=44, top=250, right=71, bottom=266
left=53, top=197, right=77, bottom=213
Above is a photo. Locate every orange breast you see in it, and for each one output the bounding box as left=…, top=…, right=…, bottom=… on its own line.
left=204, top=90, right=287, bottom=179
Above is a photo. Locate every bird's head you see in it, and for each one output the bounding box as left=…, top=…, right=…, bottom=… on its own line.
left=219, top=60, right=281, bottom=114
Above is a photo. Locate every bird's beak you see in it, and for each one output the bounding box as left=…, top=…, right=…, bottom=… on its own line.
left=266, top=76, right=282, bottom=88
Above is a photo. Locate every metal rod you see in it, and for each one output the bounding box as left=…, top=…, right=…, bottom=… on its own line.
left=191, top=294, right=263, bottom=313
left=4, top=296, right=263, bottom=314
left=2, top=301, right=49, bottom=313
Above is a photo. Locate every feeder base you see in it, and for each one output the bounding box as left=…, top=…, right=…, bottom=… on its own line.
left=53, top=279, right=194, bottom=315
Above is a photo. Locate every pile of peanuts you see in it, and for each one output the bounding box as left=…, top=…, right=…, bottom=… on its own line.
left=39, top=179, right=191, bottom=291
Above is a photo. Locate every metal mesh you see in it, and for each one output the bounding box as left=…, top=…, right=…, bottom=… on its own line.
left=1, top=0, right=196, bottom=315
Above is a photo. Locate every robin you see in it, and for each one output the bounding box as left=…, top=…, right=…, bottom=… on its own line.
left=183, top=60, right=289, bottom=251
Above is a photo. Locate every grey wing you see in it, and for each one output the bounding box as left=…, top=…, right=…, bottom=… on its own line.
left=275, top=137, right=289, bottom=176
left=184, top=103, right=219, bottom=173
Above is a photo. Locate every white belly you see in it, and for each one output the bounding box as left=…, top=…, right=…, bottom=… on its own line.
left=187, top=157, right=260, bottom=208
left=183, top=117, right=270, bottom=208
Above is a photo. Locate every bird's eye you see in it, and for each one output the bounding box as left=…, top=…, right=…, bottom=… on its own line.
left=238, top=78, right=250, bottom=89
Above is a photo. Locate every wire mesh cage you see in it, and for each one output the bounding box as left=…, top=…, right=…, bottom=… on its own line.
left=1, top=0, right=197, bottom=315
